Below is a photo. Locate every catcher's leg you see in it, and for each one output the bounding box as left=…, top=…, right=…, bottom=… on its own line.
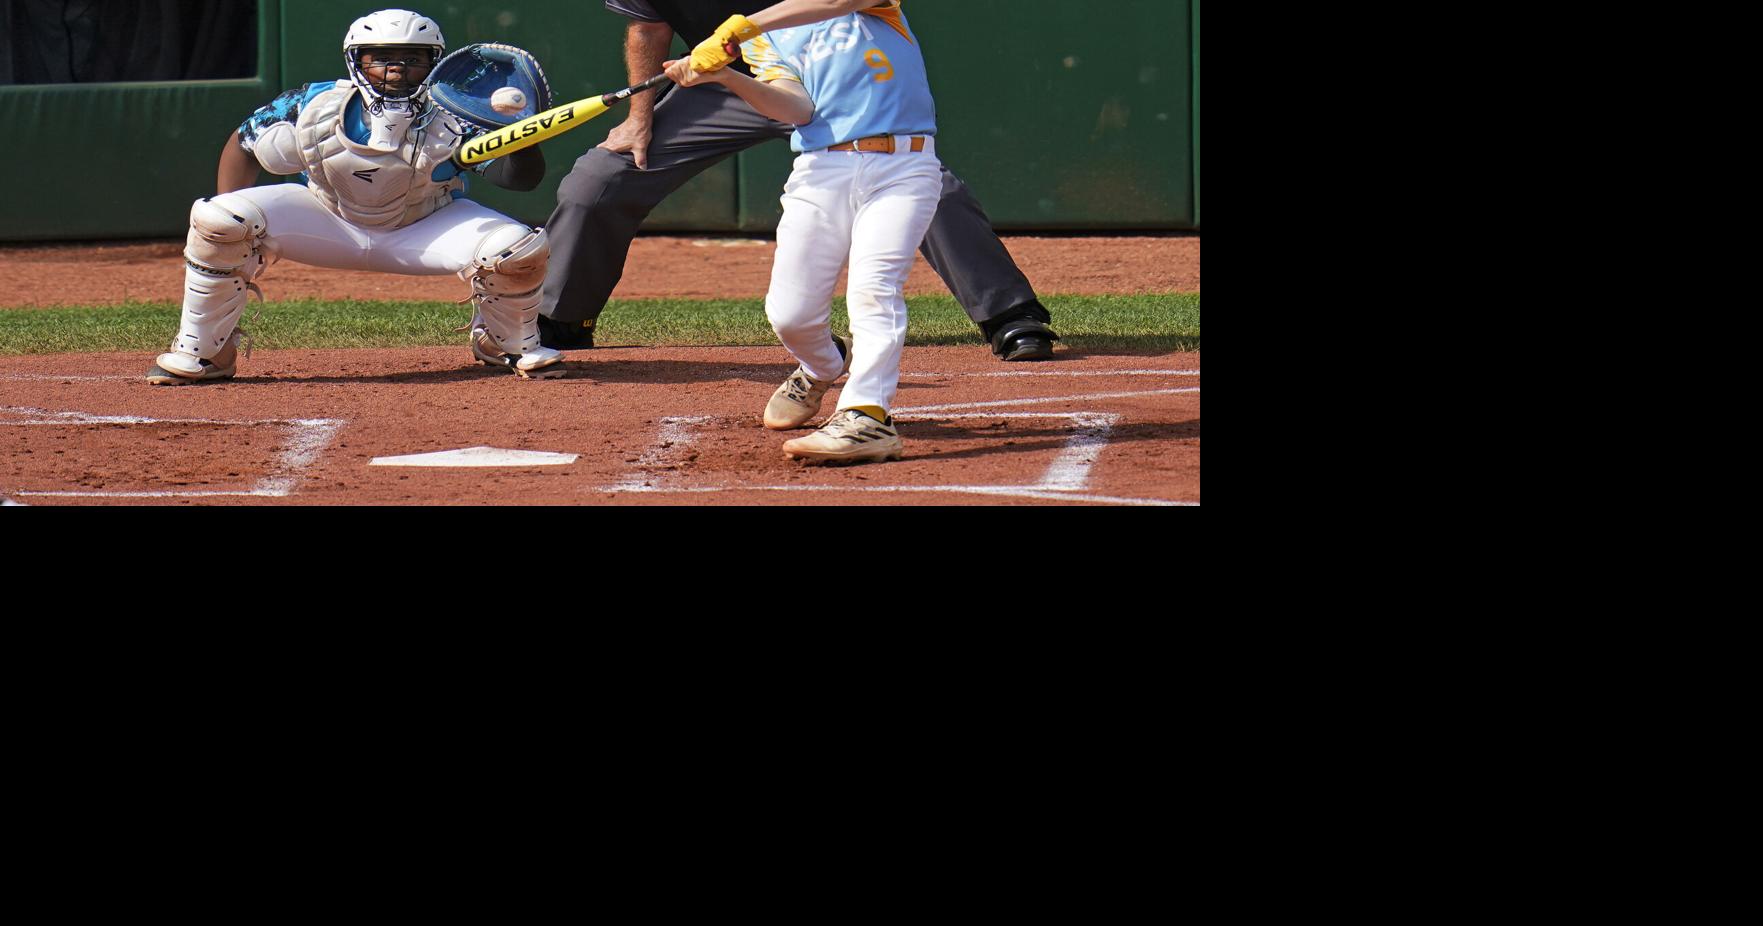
left=465, top=223, right=565, bottom=379
left=147, top=194, right=270, bottom=385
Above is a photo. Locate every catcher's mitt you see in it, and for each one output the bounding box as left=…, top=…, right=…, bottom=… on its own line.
left=428, top=43, right=554, bottom=133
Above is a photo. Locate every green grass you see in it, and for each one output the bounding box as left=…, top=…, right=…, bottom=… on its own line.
left=0, top=293, right=1198, bottom=355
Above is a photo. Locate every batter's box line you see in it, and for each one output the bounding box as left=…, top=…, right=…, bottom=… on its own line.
left=900, top=369, right=1200, bottom=378
left=599, top=410, right=1198, bottom=506
left=0, top=373, right=135, bottom=383
left=2, top=405, right=345, bottom=499
left=1, top=370, right=1201, bottom=385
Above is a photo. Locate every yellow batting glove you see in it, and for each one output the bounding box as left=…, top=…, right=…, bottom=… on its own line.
left=689, top=14, right=761, bottom=74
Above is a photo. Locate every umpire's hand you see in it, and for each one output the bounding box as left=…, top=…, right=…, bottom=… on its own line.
left=599, top=115, right=654, bottom=170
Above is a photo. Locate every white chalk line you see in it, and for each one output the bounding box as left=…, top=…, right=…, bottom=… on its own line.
left=902, top=369, right=1199, bottom=378
left=4, top=406, right=345, bottom=499
left=608, top=484, right=1193, bottom=506
left=0, top=373, right=133, bottom=382
left=898, top=387, right=1198, bottom=413
left=4, top=369, right=1197, bottom=384
left=1039, top=414, right=1117, bottom=491
left=253, top=419, right=346, bottom=496
left=609, top=416, right=712, bottom=491
left=599, top=410, right=1192, bottom=505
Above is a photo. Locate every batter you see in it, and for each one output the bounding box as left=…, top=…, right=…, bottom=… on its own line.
left=666, top=0, right=940, bottom=463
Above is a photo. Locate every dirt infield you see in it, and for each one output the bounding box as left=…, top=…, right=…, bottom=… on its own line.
left=1, top=234, right=1198, bottom=506
left=0, top=234, right=1198, bottom=306
left=1, top=346, right=1197, bottom=505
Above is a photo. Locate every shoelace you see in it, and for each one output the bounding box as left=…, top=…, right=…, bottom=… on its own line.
left=782, top=369, right=816, bottom=401
left=825, top=410, right=865, bottom=438
left=237, top=283, right=266, bottom=359
left=827, top=410, right=892, bottom=441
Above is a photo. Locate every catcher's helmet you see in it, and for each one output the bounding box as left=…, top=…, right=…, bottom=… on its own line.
left=344, top=9, right=446, bottom=109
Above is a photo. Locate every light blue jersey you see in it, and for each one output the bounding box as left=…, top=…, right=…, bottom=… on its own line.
left=740, top=1, right=936, bottom=153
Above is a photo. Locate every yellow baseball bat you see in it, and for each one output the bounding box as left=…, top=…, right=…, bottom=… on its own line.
left=455, top=72, right=670, bottom=165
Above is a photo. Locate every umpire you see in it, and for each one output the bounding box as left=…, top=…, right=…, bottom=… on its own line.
left=535, top=0, right=1060, bottom=362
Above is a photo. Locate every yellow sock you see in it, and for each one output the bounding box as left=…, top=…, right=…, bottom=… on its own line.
left=845, top=405, right=888, bottom=422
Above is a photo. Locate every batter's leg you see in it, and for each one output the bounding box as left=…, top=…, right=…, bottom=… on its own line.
left=839, top=158, right=943, bottom=416
left=766, top=154, right=855, bottom=383
left=537, top=83, right=790, bottom=348
left=917, top=168, right=1061, bottom=360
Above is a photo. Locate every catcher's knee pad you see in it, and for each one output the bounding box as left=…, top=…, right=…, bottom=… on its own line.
left=185, top=194, right=269, bottom=278
left=470, top=223, right=549, bottom=295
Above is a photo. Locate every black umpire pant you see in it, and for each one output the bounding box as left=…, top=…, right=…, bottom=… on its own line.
left=538, top=81, right=1040, bottom=330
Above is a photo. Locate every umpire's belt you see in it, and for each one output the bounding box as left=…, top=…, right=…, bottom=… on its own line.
left=823, top=134, right=932, bottom=154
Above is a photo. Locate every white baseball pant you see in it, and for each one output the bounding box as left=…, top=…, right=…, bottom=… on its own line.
left=216, top=182, right=521, bottom=273
left=765, top=139, right=943, bottom=415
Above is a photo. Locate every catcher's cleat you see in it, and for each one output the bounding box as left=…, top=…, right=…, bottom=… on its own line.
left=537, top=314, right=595, bottom=350
left=147, top=330, right=244, bottom=385
left=782, top=408, right=903, bottom=465
left=471, top=327, right=567, bottom=379
left=764, top=334, right=851, bottom=430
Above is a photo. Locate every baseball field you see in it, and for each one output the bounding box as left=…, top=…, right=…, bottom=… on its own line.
left=0, top=233, right=1199, bottom=506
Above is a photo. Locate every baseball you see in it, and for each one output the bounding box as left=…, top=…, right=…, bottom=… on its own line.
left=490, top=87, right=527, bottom=114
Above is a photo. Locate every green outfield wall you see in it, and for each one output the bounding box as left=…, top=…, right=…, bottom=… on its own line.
left=0, top=0, right=1196, bottom=241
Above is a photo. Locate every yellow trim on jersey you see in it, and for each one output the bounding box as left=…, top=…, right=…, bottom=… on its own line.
left=742, top=33, right=799, bottom=82
left=859, top=1, right=913, bottom=44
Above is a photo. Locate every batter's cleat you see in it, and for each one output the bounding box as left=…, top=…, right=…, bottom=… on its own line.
left=146, top=330, right=243, bottom=385
left=764, top=334, right=852, bottom=430
left=537, top=315, right=596, bottom=350
left=782, top=408, right=903, bottom=465
left=471, top=327, right=567, bottom=379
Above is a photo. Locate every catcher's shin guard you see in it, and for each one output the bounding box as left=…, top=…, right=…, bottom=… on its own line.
left=465, top=224, right=563, bottom=378
left=161, top=195, right=270, bottom=367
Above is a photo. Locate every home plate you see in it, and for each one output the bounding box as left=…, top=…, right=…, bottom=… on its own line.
left=370, top=447, right=578, bottom=467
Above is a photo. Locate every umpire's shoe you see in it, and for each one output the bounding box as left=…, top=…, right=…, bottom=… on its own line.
left=984, top=302, right=1060, bottom=362
left=537, top=315, right=596, bottom=350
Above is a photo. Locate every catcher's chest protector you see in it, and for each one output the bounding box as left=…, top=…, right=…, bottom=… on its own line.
left=295, top=83, right=462, bottom=228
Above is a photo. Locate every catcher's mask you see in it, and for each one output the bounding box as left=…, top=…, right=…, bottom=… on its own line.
left=428, top=43, right=554, bottom=133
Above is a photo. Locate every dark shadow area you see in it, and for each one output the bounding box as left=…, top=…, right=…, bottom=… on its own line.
left=1, top=0, right=256, bottom=84
left=541, top=358, right=802, bottom=387
left=219, top=366, right=549, bottom=387
left=900, top=419, right=1200, bottom=463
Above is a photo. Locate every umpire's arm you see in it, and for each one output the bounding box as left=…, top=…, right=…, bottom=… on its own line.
left=598, top=17, right=674, bottom=169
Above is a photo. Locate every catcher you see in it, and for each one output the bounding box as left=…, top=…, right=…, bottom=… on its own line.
left=147, top=8, right=565, bottom=384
